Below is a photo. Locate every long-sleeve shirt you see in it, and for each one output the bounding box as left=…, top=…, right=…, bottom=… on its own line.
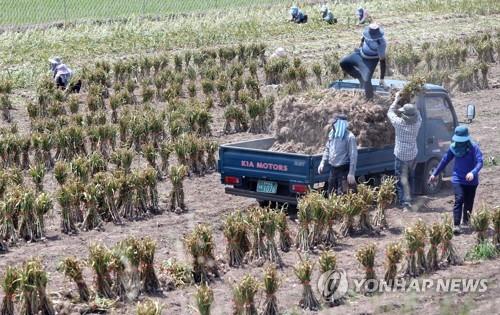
left=387, top=101, right=422, bottom=162
left=432, top=143, right=483, bottom=186
left=360, top=36, right=387, bottom=59
left=321, top=131, right=358, bottom=176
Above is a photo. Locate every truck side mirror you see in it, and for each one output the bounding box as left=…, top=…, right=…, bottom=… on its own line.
left=466, top=104, right=475, bottom=123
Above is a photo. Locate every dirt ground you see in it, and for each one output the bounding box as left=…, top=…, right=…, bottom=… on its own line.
left=1, top=65, right=500, bottom=315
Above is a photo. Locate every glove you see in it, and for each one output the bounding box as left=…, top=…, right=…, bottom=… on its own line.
left=465, top=172, right=474, bottom=181
left=347, top=174, right=356, bottom=185
left=318, top=161, right=325, bottom=174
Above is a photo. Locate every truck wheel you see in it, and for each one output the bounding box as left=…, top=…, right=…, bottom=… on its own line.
left=258, top=200, right=272, bottom=208
left=423, top=159, right=442, bottom=195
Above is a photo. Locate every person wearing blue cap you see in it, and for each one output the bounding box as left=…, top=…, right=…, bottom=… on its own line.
left=318, top=114, right=358, bottom=195
left=321, top=6, right=337, bottom=24
left=339, top=23, right=387, bottom=99
left=429, top=126, right=483, bottom=234
left=290, top=6, right=308, bottom=24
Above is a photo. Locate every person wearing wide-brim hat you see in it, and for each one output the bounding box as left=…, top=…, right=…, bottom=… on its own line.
left=318, top=114, right=358, bottom=196
left=339, top=23, right=387, bottom=99
left=388, top=92, right=422, bottom=210
left=429, top=126, right=484, bottom=234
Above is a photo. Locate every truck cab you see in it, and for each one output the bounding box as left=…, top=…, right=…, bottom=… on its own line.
left=217, top=79, right=460, bottom=206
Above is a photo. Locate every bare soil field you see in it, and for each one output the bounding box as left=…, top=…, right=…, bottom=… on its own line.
left=1, top=63, right=499, bottom=314
left=1, top=1, right=500, bottom=313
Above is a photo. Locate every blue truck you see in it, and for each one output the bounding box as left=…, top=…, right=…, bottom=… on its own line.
left=217, top=79, right=469, bottom=206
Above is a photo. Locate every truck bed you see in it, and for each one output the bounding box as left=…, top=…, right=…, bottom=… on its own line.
left=218, top=137, right=395, bottom=204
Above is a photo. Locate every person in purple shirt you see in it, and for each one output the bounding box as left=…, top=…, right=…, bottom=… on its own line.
left=429, top=126, right=483, bottom=234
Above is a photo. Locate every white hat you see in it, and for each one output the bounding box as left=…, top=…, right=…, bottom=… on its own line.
left=49, top=56, right=61, bottom=65
left=272, top=47, right=287, bottom=58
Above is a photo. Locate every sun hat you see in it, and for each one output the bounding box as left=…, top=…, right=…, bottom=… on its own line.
left=270, top=47, right=287, bottom=59
left=397, top=104, right=418, bottom=123
left=320, top=5, right=328, bottom=13
left=452, top=125, right=471, bottom=142
left=49, top=56, right=61, bottom=65
left=363, top=23, right=384, bottom=40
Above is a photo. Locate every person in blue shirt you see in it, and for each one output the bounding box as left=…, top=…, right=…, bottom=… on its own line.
left=321, top=6, right=337, bottom=24
left=290, top=6, right=308, bottom=24
left=429, top=126, right=483, bottom=234
left=339, top=23, right=387, bottom=99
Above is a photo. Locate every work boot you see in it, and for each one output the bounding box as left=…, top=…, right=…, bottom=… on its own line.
left=453, top=225, right=461, bottom=235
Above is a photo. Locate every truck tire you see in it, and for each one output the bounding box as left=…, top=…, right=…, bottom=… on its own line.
left=258, top=200, right=272, bottom=208
left=422, top=158, right=442, bottom=195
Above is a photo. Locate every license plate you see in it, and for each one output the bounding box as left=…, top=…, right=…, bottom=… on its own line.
left=256, top=180, right=278, bottom=194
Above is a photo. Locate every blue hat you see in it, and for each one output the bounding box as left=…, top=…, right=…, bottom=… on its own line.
left=290, top=6, right=299, bottom=16
left=452, top=125, right=471, bottom=142
left=363, top=23, right=384, bottom=40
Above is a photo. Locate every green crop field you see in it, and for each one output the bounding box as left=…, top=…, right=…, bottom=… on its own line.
left=1, top=0, right=499, bottom=88
left=0, top=0, right=288, bottom=26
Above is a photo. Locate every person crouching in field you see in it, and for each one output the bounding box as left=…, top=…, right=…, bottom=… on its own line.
left=356, top=7, right=371, bottom=25
left=318, top=114, right=358, bottom=195
left=339, top=23, right=387, bottom=99
left=388, top=91, right=422, bottom=211
left=321, top=6, right=337, bottom=24
left=290, top=6, right=308, bottom=24
left=49, top=56, right=81, bottom=93
left=429, top=126, right=483, bottom=234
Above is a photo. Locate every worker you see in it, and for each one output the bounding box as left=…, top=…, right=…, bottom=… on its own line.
left=49, top=56, right=81, bottom=93
left=318, top=114, right=358, bottom=195
left=290, top=6, right=308, bottom=24
left=339, top=23, right=387, bottom=99
left=387, top=91, right=422, bottom=211
left=321, top=6, right=337, bottom=24
left=356, top=7, right=371, bottom=25
left=429, top=126, right=483, bottom=234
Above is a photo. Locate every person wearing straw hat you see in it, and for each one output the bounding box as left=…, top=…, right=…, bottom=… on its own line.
left=388, top=92, right=422, bottom=211
left=318, top=114, right=358, bottom=195
left=429, top=126, right=483, bottom=234
left=289, top=5, right=308, bottom=24
left=339, top=23, right=387, bottom=99
left=321, top=6, right=337, bottom=24
left=49, top=56, right=81, bottom=93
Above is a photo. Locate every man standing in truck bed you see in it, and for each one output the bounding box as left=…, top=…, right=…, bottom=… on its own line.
left=388, top=92, right=422, bottom=210
left=318, top=114, right=358, bottom=195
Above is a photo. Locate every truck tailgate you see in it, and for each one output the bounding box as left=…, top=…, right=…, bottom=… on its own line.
left=218, top=139, right=313, bottom=184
